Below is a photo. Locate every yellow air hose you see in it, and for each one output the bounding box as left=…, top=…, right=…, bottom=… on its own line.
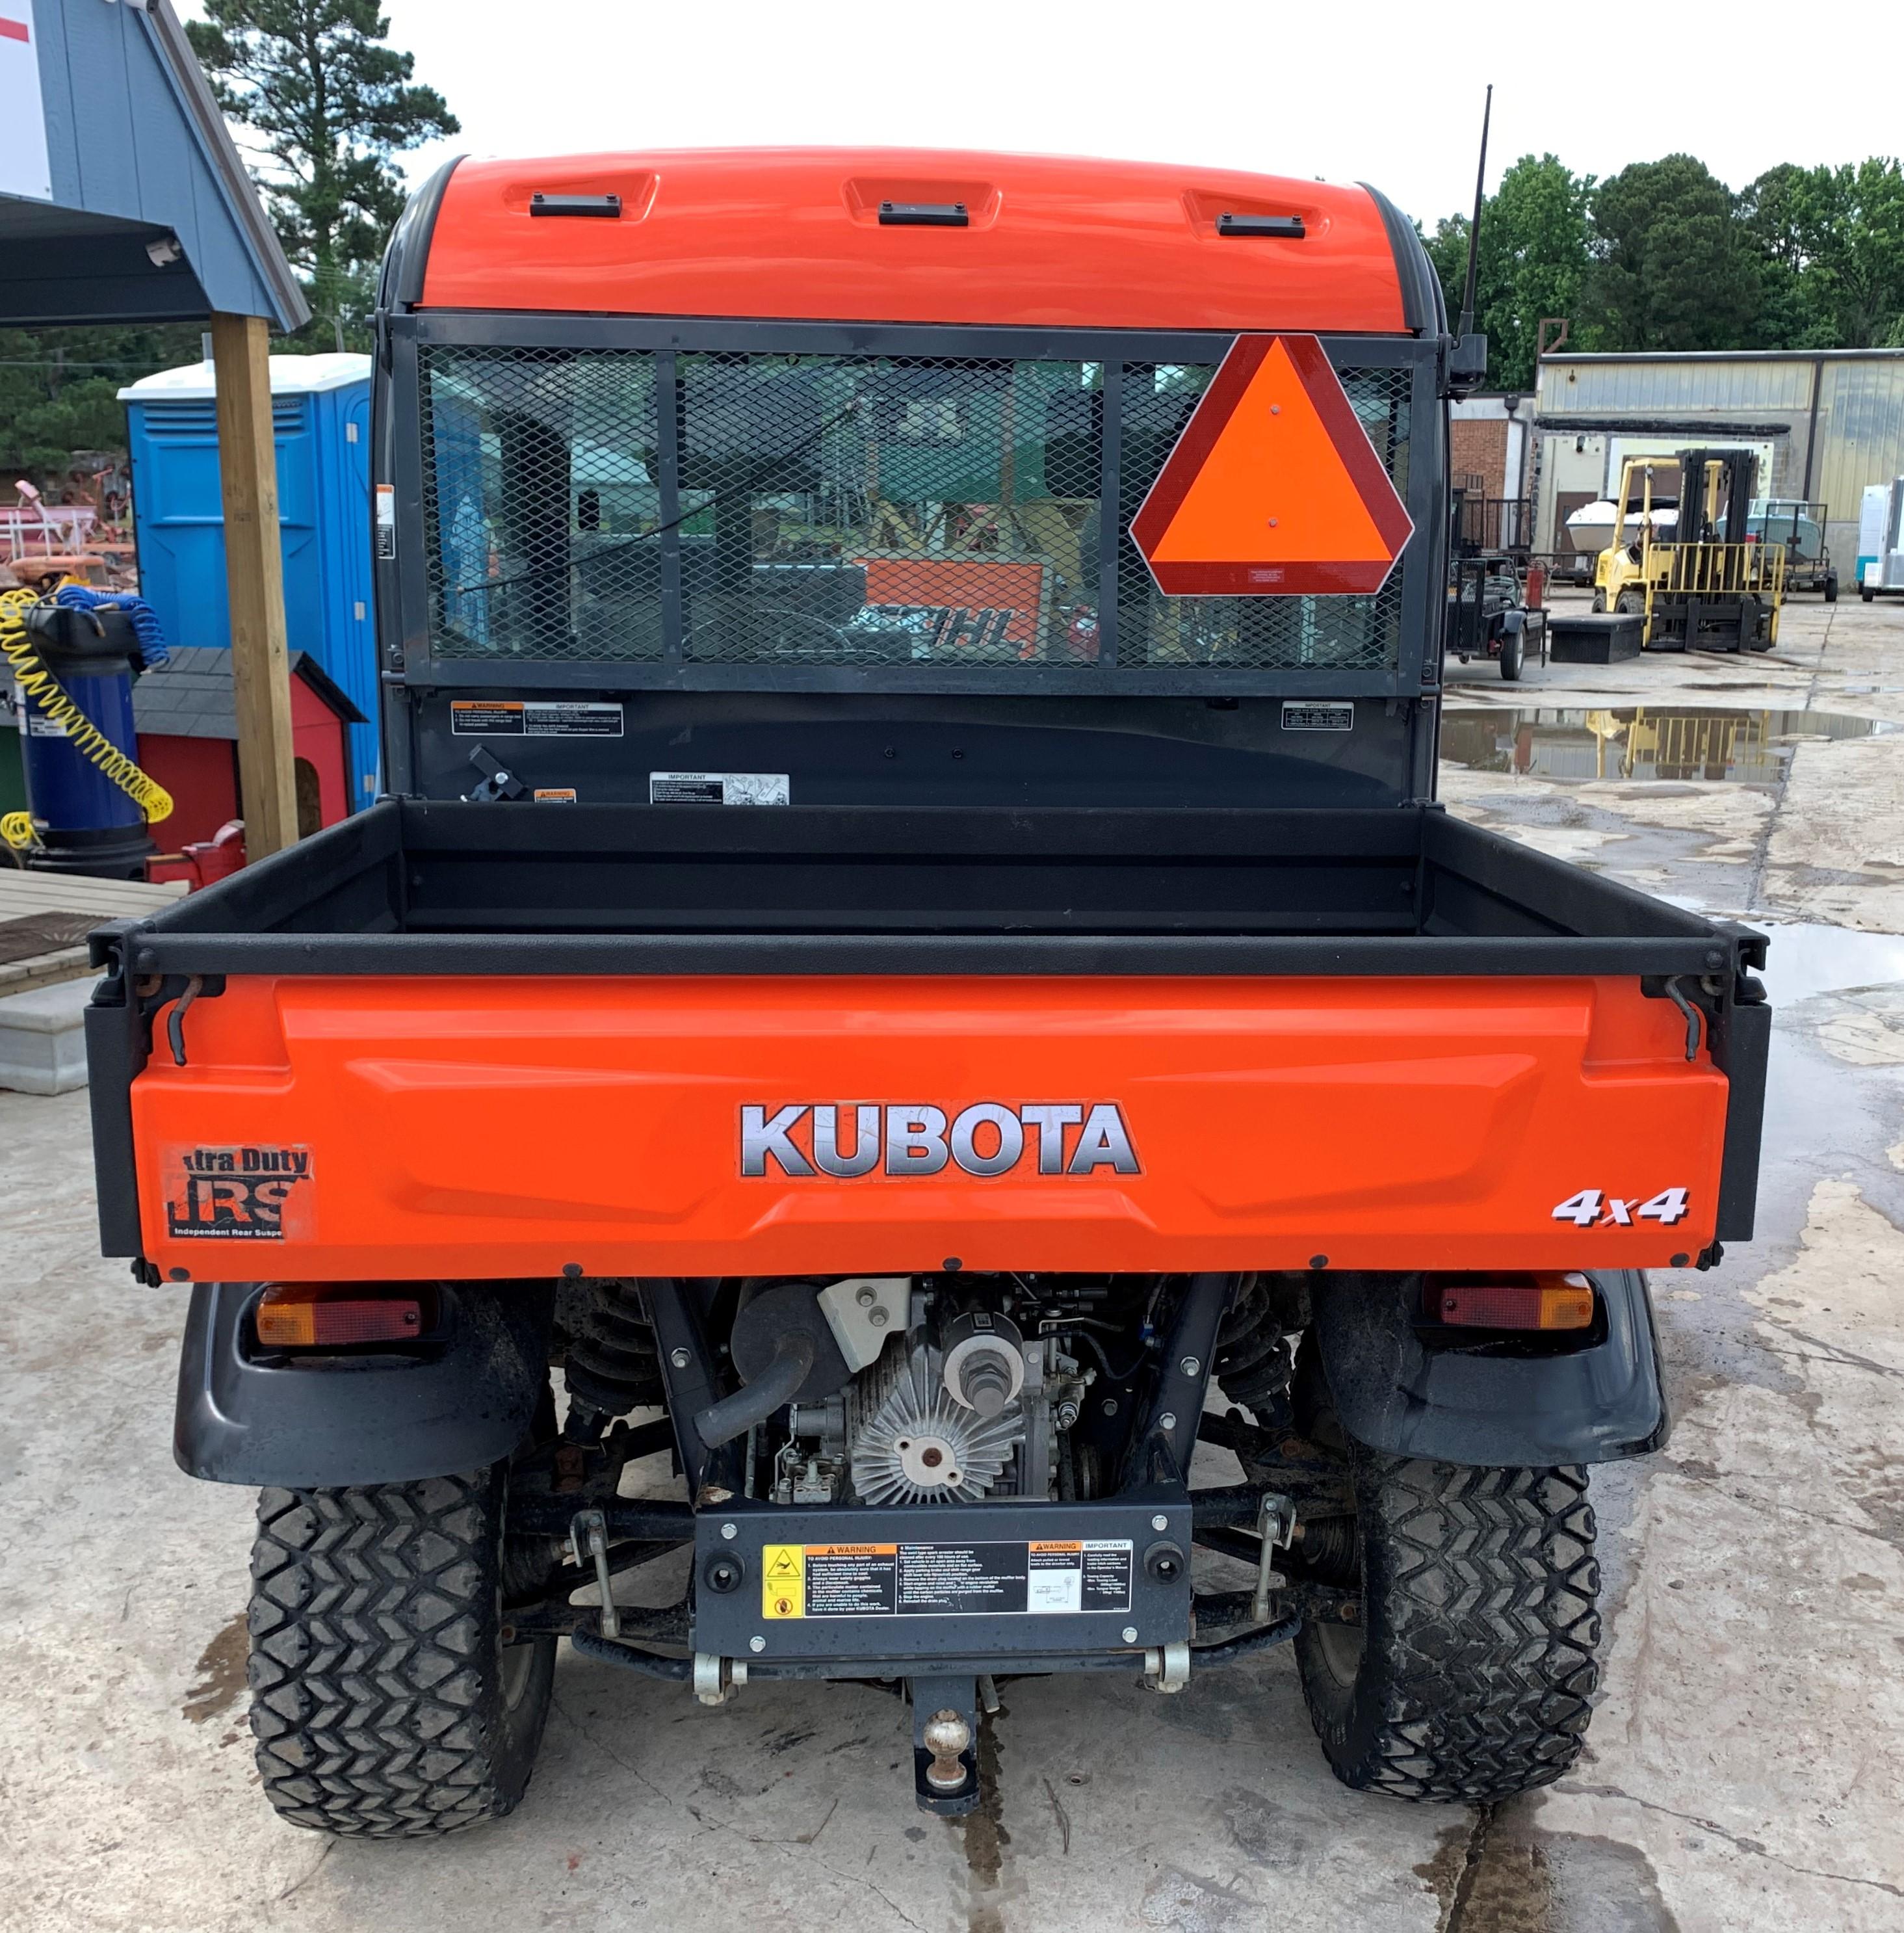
left=1, top=583, right=173, bottom=848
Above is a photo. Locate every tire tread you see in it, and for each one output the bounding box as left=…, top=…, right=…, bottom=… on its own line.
left=1298, top=1455, right=1600, bottom=1804
left=247, top=1468, right=547, bottom=1837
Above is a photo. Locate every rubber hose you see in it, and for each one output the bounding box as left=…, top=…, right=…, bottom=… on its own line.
left=692, top=1328, right=816, bottom=1447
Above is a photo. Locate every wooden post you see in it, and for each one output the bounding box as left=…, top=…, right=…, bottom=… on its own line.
left=209, top=311, right=299, bottom=859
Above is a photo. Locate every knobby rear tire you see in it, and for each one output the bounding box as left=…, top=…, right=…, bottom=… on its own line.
left=1294, top=1453, right=1601, bottom=1802
left=248, top=1466, right=556, bottom=1837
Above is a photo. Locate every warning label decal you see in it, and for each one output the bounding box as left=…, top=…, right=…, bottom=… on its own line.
left=163, top=1144, right=314, bottom=1241
left=762, top=1544, right=805, bottom=1619
left=450, top=700, right=623, bottom=737
left=649, top=771, right=790, bottom=806
left=760, top=1540, right=1132, bottom=1618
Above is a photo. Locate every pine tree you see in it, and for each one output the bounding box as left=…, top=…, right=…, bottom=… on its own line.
left=185, top=1, right=458, bottom=347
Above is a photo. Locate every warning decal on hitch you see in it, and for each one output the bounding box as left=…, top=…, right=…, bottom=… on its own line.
left=761, top=1539, right=1134, bottom=1619
left=163, top=1144, right=314, bottom=1241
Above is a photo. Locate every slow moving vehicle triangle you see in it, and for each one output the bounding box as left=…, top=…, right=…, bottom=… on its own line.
left=1130, top=334, right=1413, bottom=596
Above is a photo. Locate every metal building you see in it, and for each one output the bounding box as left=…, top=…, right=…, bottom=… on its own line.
left=1532, top=350, right=1904, bottom=571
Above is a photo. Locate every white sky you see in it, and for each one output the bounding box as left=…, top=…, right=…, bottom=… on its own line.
left=183, top=0, right=1903, bottom=231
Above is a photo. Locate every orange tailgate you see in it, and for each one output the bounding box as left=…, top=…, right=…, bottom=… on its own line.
left=132, top=974, right=1730, bottom=1281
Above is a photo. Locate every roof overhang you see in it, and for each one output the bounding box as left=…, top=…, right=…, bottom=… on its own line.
left=3, top=0, right=306, bottom=331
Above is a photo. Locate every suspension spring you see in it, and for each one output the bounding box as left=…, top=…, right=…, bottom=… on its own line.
left=561, top=1279, right=666, bottom=1438
left=1211, top=1278, right=1294, bottom=1425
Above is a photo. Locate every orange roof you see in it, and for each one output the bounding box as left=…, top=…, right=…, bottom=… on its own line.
left=415, top=148, right=1418, bottom=334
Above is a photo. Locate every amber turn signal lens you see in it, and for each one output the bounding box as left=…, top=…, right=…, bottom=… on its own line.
left=1434, top=1273, right=1595, bottom=1331
left=255, top=1285, right=424, bottom=1348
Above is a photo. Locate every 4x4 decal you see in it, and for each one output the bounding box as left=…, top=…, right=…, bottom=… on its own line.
left=1551, top=1187, right=1689, bottom=1228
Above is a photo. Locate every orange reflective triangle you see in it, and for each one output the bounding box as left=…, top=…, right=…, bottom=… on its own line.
left=1130, top=334, right=1413, bottom=597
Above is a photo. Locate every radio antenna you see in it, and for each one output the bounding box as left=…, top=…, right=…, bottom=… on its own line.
left=1457, top=84, right=1493, bottom=340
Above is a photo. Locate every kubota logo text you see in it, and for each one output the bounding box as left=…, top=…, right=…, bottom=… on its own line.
left=740, top=1103, right=1141, bottom=1179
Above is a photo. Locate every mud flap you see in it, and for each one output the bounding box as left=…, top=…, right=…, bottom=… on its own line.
left=174, top=1280, right=553, bottom=1486
left=1311, top=1270, right=1668, bottom=1466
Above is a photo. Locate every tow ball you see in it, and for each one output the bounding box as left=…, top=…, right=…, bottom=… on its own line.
left=911, top=1675, right=983, bottom=1817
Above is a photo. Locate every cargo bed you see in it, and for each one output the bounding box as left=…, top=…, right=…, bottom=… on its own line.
left=86, top=802, right=1769, bottom=1280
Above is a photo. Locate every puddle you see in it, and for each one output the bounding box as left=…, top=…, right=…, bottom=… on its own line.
left=1441, top=707, right=1895, bottom=783
left=1743, top=921, right=1904, bottom=1006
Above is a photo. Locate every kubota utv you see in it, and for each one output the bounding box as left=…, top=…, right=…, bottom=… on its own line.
left=86, top=149, right=1769, bottom=1837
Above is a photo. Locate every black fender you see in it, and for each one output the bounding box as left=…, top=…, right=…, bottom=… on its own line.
left=175, top=1281, right=553, bottom=1487
left=1311, top=1270, right=1667, bottom=1467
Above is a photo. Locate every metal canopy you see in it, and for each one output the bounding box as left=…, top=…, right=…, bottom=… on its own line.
left=0, top=0, right=307, bottom=331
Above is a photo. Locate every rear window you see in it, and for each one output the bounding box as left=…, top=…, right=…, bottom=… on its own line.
left=417, top=344, right=1411, bottom=674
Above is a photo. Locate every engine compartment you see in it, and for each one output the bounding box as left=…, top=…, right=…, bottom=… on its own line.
left=760, top=1277, right=1128, bottom=1508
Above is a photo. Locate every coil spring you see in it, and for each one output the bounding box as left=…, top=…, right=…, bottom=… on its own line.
left=1293, top=1512, right=1359, bottom=1587
left=1212, top=1278, right=1294, bottom=1424
left=561, top=1278, right=665, bottom=1429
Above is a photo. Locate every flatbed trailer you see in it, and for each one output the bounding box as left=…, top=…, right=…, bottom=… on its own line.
left=89, top=148, right=1769, bottom=1840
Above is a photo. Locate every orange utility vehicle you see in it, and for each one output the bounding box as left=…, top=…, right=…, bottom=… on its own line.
left=88, top=150, right=1769, bottom=1837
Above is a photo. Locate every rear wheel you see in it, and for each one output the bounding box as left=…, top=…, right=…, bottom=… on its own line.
left=1290, top=1347, right=1601, bottom=1802
left=1497, top=626, right=1523, bottom=681
left=247, top=1465, right=556, bottom=1836
left=1589, top=590, right=1606, bottom=613
left=1825, top=573, right=1839, bottom=604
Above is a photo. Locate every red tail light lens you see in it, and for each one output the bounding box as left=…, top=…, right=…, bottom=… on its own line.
left=255, top=1285, right=426, bottom=1348
left=1431, top=1274, right=1595, bottom=1331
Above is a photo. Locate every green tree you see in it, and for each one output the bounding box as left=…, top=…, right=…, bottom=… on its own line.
left=185, top=1, right=457, bottom=347
left=0, top=324, right=203, bottom=480
left=1741, top=159, right=1904, bottom=348
left=1424, top=154, right=1593, bottom=390
left=1583, top=155, right=1759, bottom=352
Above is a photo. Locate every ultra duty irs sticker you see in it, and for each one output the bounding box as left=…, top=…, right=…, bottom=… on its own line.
left=164, top=1144, right=313, bottom=1241
left=450, top=700, right=623, bottom=737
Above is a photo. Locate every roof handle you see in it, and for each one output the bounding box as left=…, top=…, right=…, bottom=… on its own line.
left=530, top=193, right=622, bottom=219
left=1216, top=213, right=1305, bottom=239
left=878, top=201, right=969, bottom=228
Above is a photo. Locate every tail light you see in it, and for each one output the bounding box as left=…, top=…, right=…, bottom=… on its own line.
left=255, top=1284, right=428, bottom=1348
left=1430, top=1273, right=1595, bottom=1332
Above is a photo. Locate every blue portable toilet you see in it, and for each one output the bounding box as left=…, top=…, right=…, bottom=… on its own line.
left=120, top=353, right=378, bottom=809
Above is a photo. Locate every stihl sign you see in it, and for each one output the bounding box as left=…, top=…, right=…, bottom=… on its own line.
left=1130, top=333, right=1413, bottom=596
left=741, top=1103, right=1141, bottom=1179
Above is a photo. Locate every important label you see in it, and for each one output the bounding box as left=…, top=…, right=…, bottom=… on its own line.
left=1281, top=701, right=1354, bottom=733
left=759, top=1539, right=1132, bottom=1618
left=450, top=700, right=623, bottom=737
left=649, top=771, right=790, bottom=806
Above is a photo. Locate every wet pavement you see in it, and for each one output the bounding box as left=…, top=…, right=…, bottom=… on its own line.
left=1438, top=705, right=1893, bottom=785
left=3, top=591, right=1904, bottom=1932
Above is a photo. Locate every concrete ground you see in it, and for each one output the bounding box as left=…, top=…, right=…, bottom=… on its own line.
left=5, top=592, right=1904, bottom=1932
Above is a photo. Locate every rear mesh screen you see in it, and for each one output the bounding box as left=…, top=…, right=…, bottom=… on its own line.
left=418, top=345, right=1411, bottom=673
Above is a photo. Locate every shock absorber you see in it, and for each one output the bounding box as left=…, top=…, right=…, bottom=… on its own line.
left=1211, top=1276, right=1294, bottom=1426
left=561, top=1279, right=666, bottom=1441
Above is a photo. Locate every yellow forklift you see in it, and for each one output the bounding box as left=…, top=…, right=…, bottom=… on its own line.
left=1592, top=448, right=1786, bottom=651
